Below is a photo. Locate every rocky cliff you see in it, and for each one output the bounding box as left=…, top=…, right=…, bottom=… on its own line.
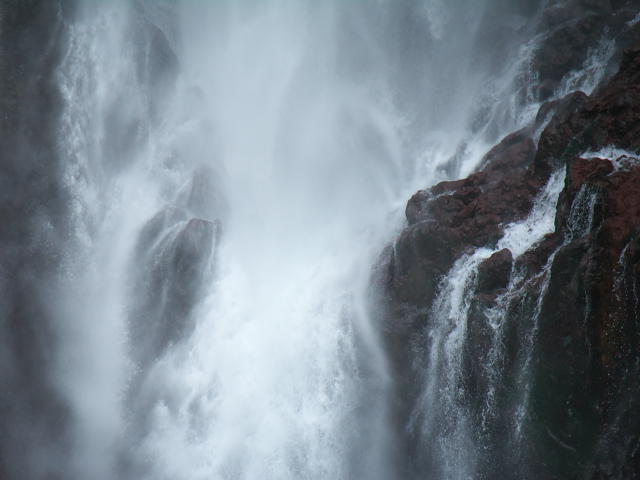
left=0, top=2, right=73, bottom=478
left=381, top=1, right=640, bottom=478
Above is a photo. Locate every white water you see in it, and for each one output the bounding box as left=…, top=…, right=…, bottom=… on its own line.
left=415, top=168, right=566, bottom=478
left=582, top=146, right=640, bottom=172
left=555, top=35, right=616, bottom=98
left=52, top=2, right=544, bottom=479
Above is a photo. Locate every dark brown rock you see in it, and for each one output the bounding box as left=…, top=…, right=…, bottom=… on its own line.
left=534, top=91, right=589, bottom=132
left=535, top=43, right=640, bottom=181
left=533, top=14, right=608, bottom=96
left=477, top=248, right=514, bottom=294
left=535, top=91, right=589, bottom=173
left=383, top=30, right=640, bottom=480
left=393, top=130, right=542, bottom=314
left=567, top=157, right=614, bottom=192
left=479, top=129, right=536, bottom=174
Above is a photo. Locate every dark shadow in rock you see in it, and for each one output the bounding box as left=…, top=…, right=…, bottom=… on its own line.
left=128, top=207, right=220, bottom=371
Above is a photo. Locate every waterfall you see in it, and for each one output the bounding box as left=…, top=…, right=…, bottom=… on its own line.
left=1, top=0, right=585, bottom=479
left=411, top=169, right=566, bottom=479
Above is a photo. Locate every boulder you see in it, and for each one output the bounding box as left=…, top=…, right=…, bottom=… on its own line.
left=477, top=248, right=514, bottom=294
left=129, top=209, right=221, bottom=368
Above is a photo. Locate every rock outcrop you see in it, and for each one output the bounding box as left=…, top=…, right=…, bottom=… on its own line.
left=0, top=2, right=74, bottom=479
left=129, top=208, right=220, bottom=369
left=531, top=0, right=640, bottom=101
left=381, top=21, right=640, bottom=480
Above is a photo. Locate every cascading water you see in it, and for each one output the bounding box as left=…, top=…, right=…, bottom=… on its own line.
left=410, top=169, right=566, bottom=479
left=9, top=0, right=632, bottom=479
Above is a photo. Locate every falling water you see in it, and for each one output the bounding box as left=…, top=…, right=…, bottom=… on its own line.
left=4, top=1, right=556, bottom=479
left=412, top=169, right=566, bottom=479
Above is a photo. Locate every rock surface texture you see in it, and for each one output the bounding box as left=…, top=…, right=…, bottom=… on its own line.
left=0, top=2, right=72, bottom=479
left=381, top=2, right=640, bottom=478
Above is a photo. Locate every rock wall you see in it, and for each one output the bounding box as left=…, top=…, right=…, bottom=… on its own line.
left=380, top=2, right=640, bottom=478
left=0, top=2, right=73, bottom=478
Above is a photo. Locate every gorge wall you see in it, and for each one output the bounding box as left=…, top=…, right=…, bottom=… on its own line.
left=381, top=1, right=640, bottom=478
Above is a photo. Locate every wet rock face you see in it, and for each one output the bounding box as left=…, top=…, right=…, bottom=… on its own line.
left=477, top=248, right=514, bottom=294
left=519, top=42, right=640, bottom=479
left=537, top=44, right=640, bottom=173
left=388, top=129, right=541, bottom=313
left=535, top=91, right=589, bottom=171
left=534, top=14, right=606, bottom=84
left=129, top=209, right=220, bottom=369
left=523, top=150, right=640, bottom=476
left=0, top=2, right=76, bottom=479
left=382, top=31, right=640, bottom=480
left=530, top=0, right=640, bottom=102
